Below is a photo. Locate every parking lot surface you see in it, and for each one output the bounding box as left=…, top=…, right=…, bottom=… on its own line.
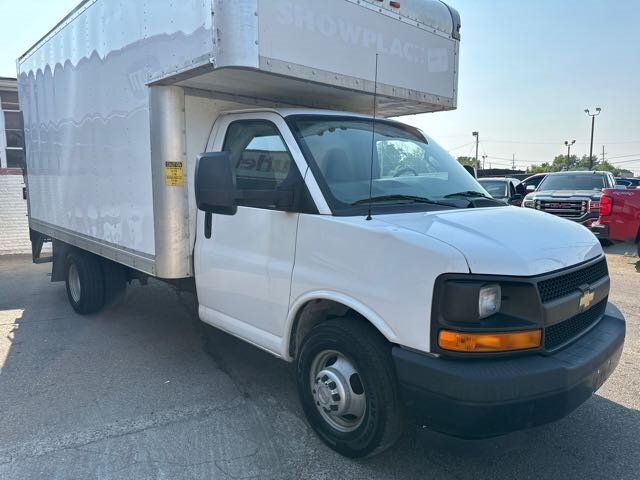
left=0, top=247, right=639, bottom=480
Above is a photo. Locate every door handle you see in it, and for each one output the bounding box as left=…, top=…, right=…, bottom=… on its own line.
left=204, top=212, right=212, bottom=239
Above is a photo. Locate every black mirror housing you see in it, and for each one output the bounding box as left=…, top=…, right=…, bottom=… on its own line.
left=195, top=152, right=238, bottom=215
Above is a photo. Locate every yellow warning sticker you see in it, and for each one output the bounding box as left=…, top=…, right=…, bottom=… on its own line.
left=165, top=161, right=184, bottom=187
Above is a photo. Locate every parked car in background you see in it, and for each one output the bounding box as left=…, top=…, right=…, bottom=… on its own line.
left=522, top=171, right=616, bottom=230
left=592, top=188, right=640, bottom=255
left=478, top=177, right=525, bottom=205
left=616, top=178, right=640, bottom=189
left=520, top=173, right=547, bottom=193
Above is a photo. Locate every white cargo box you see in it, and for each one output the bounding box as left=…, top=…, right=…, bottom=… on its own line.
left=18, top=0, right=461, bottom=278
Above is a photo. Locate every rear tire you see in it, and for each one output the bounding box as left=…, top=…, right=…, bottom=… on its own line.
left=65, top=251, right=105, bottom=314
left=296, top=318, right=404, bottom=458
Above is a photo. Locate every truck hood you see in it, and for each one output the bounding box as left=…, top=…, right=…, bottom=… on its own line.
left=377, top=207, right=602, bottom=276
left=528, top=190, right=602, bottom=199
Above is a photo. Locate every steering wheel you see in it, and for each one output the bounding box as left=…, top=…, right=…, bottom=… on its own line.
left=394, top=167, right=418, bottom=177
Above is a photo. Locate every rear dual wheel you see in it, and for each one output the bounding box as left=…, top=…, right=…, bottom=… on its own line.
left=296, top=318, right=404, bottom=458
left=65, top=251, right=126, bottom=314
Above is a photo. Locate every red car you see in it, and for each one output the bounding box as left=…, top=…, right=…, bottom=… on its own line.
left=592, top=188, right=640, bottom=254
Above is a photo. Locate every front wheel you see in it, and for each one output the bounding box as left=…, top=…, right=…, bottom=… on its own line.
left=296, top=318, right=404, bottom=458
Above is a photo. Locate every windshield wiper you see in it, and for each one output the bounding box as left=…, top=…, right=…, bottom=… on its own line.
left=351, top=195, right=455, bottom=208
left=444, top=190, right=490, bottom=199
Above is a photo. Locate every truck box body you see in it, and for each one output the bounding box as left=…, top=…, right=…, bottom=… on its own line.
left=17, top=1, right=628, bottom=457
left=18, top=0, right=460, bottom=278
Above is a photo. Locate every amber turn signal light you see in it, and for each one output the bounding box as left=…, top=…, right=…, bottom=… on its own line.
left=438, top=329, right=542, bottom=353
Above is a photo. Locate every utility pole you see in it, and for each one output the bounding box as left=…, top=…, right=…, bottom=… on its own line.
left=512, top=154, right=516, bottom=171
left=585, top=107, right=602, bottom=169
left=472, top=131, right=479, bottom=173
left=482, top=155, right=487, bottom=170
left=602, top=145, right=605, bottom=163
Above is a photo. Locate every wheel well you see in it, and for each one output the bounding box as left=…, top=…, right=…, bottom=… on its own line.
left=288, top=299, right=384, bottom=358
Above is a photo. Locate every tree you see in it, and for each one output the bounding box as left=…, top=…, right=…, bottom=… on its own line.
left=457, top=156, right=476, bottom=167
left=378, top=141, right=425, bottom=176
left=527, top=162, right=553, bottom=174
left=592, top=160, right=621, bottom=176
left=527, top=154, right=620, bottom=176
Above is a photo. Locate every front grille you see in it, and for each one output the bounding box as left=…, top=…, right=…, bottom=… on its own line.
left=535, top=199, right=587, bottom=218
left=544, top=299, right=607, bottom=350
left=537, top=259, right=608, bottom=303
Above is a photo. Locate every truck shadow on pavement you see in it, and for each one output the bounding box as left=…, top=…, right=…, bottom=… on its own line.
left=0, top=256, right=638, bottom=480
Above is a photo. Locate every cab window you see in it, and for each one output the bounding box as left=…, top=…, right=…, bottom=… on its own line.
left=223, top=120, right=295, bottom=191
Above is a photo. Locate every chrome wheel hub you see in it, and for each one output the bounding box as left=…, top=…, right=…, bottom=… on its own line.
left=68, top=263, right=81, bottom=303
left=310, top=350, right=366, bottom=432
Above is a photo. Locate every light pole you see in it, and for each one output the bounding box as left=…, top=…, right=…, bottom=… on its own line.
left=482, top=155, right=487, bottom=170
left=564, top=139, right=576, bottom=166
left=584, top=108, right=601, bottom=169
left=472, top=131, right=479, bottom=172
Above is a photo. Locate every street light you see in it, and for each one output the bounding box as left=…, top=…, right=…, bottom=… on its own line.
left=564, top=139, right=576, bottom=165
left=472, top=131, right=479, bottom=172
left=482, top=155, right=487, bottom=170
left=584, top=108, right=601, bottom=169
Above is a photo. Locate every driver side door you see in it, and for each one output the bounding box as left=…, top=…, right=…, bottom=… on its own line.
left=194, top=113, right=308, bottom=355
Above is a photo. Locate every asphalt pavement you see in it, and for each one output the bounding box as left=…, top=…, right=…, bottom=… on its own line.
left=0, top=247, right=638, bottom=480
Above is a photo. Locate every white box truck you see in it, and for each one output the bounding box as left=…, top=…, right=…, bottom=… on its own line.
left=18, top=0, right=625, bottom=457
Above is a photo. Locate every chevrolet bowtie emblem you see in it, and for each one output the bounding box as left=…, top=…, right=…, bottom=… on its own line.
left=579, top=288, right=595, bottom=312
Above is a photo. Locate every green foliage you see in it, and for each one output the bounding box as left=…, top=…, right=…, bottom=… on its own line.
left=378, top=140, right=426, bottom=176
left=456, top=156, right=476, bottom=167
left=592, top=160, right=621, bottom=176
left=527, top=154, right=620, bottom=176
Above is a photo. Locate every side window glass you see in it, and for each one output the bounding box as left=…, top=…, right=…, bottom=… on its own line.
left=223, top=120, right=294, bottom=191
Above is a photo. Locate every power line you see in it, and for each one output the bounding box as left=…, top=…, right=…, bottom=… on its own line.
left=476, top=138, right=640, bottom=146
left=610, top=158, right=640, bottom=165
left=606, top=153, right=640, bottom=160
left=447, top=141, right=476, bottom=153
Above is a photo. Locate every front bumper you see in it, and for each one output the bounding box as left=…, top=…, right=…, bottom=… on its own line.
left=392, top=303, right=625, bottom=438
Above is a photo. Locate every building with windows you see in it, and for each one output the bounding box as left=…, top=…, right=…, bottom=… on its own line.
left=0, top=77, right=25, bottom=169
left=0, top=77, right=31, bottom=255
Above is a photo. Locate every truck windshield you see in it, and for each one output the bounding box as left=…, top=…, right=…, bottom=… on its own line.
left=478, top=180, right=508, bottom=198
left=288, top=115, right=487, bottom=210
left=537, top=174, right=605, bottom=191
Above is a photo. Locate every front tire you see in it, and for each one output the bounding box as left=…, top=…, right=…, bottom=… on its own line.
left=296, top=318, right=404, bottom=458
left=65, top=251, right=105, bottom=314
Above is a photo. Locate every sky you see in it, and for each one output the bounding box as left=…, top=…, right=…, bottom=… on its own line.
left=1, top=0, right=639, bottom=174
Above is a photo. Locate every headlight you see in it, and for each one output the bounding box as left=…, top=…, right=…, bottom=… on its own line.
left=523, top=199, right=535, bottom=208
left=478, top=284, right=501, bottom=319
left=433, top=276, right=542, bottom=355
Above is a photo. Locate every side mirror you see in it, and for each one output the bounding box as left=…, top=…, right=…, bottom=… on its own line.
left=195, top=152, right=238, bottom=216
left=195, top=152, right=297, bottom=215
left=526, top=185, right=536, bottom=192
left=511, top=194, right=523, bottom=201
